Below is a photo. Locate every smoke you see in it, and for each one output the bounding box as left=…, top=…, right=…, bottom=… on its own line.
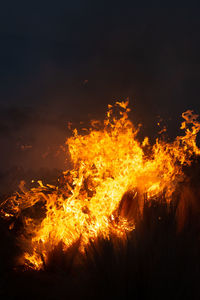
left=1, top=1, right=200, bottom=195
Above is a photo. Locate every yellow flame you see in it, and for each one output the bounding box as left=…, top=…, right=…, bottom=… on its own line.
left=1, top=100, right=200, bottom=269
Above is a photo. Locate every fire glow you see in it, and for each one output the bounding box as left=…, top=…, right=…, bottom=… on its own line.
left=1, top=101, right=200, bottom=270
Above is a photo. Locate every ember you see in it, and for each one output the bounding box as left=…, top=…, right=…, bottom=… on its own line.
left=1, top=101, right=200, bottom=270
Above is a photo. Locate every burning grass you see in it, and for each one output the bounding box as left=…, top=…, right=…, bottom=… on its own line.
left=1, top=185, right=200, bottom=299
left=0, top=100, right=200, bottom=272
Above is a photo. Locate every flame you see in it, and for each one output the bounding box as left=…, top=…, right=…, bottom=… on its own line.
left=1, top=101, right=200, bottom=269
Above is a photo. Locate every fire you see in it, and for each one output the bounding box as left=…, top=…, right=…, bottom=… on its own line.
left=1, top=101, right=200, bottom=270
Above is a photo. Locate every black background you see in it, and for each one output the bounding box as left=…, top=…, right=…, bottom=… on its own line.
left=1, top=2, right=200, bottom=299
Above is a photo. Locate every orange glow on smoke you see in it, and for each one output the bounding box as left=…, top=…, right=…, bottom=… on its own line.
left=1, top=101, right=200, bottom=269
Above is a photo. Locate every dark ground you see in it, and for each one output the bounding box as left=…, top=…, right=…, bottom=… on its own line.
left=0, top=160, right=200, bottom=300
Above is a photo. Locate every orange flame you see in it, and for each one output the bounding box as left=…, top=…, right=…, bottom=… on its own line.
left=1, top=101, right=200, bottom=269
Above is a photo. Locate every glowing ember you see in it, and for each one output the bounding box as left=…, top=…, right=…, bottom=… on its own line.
left=1, top=101, right=200, bottom=269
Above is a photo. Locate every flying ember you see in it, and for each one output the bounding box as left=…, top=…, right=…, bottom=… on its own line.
left=1, top=101, right=200, bottom=270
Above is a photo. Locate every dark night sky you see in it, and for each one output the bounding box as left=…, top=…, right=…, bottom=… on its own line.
left=1, top=1, right=200, bottom=175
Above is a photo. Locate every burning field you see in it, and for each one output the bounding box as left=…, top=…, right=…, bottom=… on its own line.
left=1, top=101, right=200, bottom=299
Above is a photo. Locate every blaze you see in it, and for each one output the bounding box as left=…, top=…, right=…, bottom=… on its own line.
left=1, top=101, right=200, bottom=270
